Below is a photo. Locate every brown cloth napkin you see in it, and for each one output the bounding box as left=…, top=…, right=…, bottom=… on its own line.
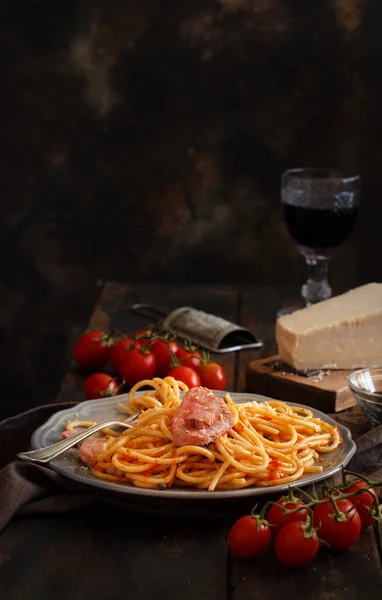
left=0, top=403, right=381, bottom=534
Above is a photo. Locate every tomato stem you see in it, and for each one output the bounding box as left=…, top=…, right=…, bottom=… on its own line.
left=98, top=330, right=118, bottom=347
left=178, top=353, right=202, bottom=366
left=198, top=350, right=211, bottom=367
left=343, top=469, right=380, bottom=488
left=294, top=485, right=318, bottom=504
left=252, top=472, right=382, bottom=532
left=182, top=337, right=199, bottom=352
left=250, top=503, right=269, bottom=527
left=132, top=331, right=158, bottom=353
left=371, top=503, right=382, bottom=522
left=325, top=479, right=381, bottom=503
left=328, top=495, right=348, bottom=522
left=151, top=336, right=178, bottom=367
left=300, top=513, right=322, bottom=540
left=161, top=326, right=177, bottom=341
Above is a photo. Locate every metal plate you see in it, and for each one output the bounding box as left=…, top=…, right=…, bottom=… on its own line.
left=31, top=391, right=356, bottom=500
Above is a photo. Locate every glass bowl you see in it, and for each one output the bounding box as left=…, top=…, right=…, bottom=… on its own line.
left=348, top=367, right=382, bottom=427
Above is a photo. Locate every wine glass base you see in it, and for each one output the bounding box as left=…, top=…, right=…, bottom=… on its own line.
left=301, top=278, right=332, bottom=307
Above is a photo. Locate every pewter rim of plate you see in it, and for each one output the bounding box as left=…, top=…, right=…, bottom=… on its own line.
left=30, top=391, right=357, bottom=500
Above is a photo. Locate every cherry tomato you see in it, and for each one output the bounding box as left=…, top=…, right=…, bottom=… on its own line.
left=197, top=362, right=227, bottom=390
left=131, top=329, right=152, bottom=338
left=313, top=498, right=361, bottom=550
left=152, top=340, right=180, bottom=377
left=120, top=329, right=154, bottom=354
left=341, top=480, right=379, bottom=530
left=84, top=373, right=119, bottom=400
left=176, top=348, right=203, bottom=369
left=110, top=339, right=135, bottom=372
left=267, top=498, right=309, bottom=537
left=274, top=520, right=319, bottom=567
left=134, top=337, right=151, bottom=350
left=120, top=348, right=156, bottom=386
left=131, top=329, right=155, bottom=348
left=73, top=331, right=112, bottom=370
left=228, top=515, right=271, bottom=559
left=168, top=366, right=201, bottom=388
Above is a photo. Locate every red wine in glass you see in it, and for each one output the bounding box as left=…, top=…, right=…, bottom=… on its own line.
left=283, top=203, right=358, bottom=250
left=281, top=168, right=360, bottom=309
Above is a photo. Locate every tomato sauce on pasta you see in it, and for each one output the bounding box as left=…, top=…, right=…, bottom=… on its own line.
left=63, top=377, right=341, bottom=491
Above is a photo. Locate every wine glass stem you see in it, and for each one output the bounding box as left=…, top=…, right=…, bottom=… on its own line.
left=302, top=257, right=332, bottom=307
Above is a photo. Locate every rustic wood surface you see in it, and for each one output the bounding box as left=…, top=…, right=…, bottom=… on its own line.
left=0, top=282, right=381, bottom=600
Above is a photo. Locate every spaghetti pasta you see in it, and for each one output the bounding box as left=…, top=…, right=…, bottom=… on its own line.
left=64, top=377, right=341, bottom=492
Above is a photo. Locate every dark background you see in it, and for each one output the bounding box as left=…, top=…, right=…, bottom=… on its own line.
left=1, top=0, right=381, bottom=418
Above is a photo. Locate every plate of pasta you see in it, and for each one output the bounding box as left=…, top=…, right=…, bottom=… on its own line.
left=31, top=377, right=356, bottom=499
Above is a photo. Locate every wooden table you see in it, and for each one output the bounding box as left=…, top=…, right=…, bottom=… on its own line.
left=1, top=282, right=381, bottom=600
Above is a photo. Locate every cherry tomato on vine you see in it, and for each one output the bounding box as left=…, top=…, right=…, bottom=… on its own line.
left=131, top=329, right=155, bottom=345
left=313, top=498, right=361, bottom=550
left=84, top=373, right=119, bottom=400
left=152, top=340, right=180, bottom=377
left=134, top=337, right=152, bottom=350
left=341, top=480, right=379, bottom=530
left=228, top=515, right=271, bottom=559
left=168, top=366, right=201, bottom=388
left=175, top=348, right=203, bottom=369
left=122, top=329, right=155, bottom=353
left=274, top=520, right=319, bottom=567
left=120, top=348, right=156, bottom=386
left=267, top=498, right=309, bottom=537
left=131, top=328, right=152, bottom=339
left=110, top=339, right=135, bottom=372
left=196, top=362, right=227, bottom=390
left=73, top=331, right=112, bottom=370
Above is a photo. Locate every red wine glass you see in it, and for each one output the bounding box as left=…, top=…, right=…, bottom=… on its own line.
left=281, top=168, right=360, bottom=308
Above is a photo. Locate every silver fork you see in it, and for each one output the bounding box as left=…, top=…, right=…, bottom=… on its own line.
left=17, top=413, right=140, bottom=465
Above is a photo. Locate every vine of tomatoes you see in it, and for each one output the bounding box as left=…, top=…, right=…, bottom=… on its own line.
left=72, top=326, right=228, bottom=399
left=228, top=472, right=382, bottom=567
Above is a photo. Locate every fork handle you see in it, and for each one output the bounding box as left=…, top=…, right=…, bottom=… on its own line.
left=17, top=419, right=133, bottom=464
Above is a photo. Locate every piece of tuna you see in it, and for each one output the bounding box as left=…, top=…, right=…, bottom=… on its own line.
left=61, top=429, right=81, bottom=440
left=79, top=437, right=107, bottom=467
left=173, top=387, right=234, bottom=447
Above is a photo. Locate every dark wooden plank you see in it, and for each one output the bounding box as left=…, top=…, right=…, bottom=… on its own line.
left=0, top=508, right=229, bottom=600
left=57, top=282, right=241, bottom=403
left=229, top=528, right=382, bottom=600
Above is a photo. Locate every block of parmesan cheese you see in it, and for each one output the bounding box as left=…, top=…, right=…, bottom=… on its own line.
left=276, top=283, right=382, bottom=370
